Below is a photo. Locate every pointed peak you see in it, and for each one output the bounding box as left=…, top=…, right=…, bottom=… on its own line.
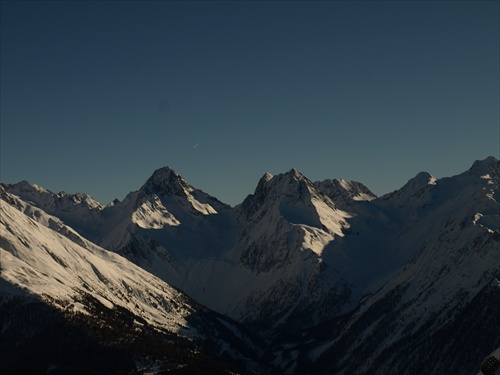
left=254, top=168, right=315, bottom=201
left=469, top=156, right=499, bottom=175
left=260, top=172, right=273, bottom=183
left=150, top=166, right=180, bottom=180
left=11, top=180, right=45, bottom=192
left=473, top=156, right=498, bottom=165
left=257, top=168, right=305, bottom=186
left=7, top=180, right=53, bottom=196
left=254, top=172, right=274, bottom=196
left=382, top=171, right=436, bottom=201
left=405, top=171, right=436, bottom=190
left=286, top=167, right=303, bottom=178
left=106, top=198, right=121, bottom=207
left=314, top=178, right=377, bottom=206
left=17, top=180, right=32, bottom=187
left=414, top=171, right=433, bottom=181
left=142, top=166, right=190, bottom=196
left=272, top=168, right=306, bottom=185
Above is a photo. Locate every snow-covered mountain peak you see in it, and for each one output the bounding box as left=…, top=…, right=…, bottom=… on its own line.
left=262, top=172, right=274, bottom=182
left=242, top=168, right=319, bottom=215
left=412, top=171, right=435, bottom=186
left=314, top=178, right=376, bottom=209
left=95, top=166, right=232, bottom=251
left=0, top=194, right=269, bottom=374
left=106, top=197, right=121, bottom=207
left=141, top=166, right=190, bottom=197
left=0, top=196, right=192, bottom=332
left=19, top=180, right=47, bottom=193
left=134, top=166, right=228, bottom=218
left=151, top=165, right=178, bottom=177
left=65, top=191, right=102, bottom=208
left=255, top=172, right=274, bottom=191
left=264, top=168, right=310, bottom=191
left=3, top=180, right=104, bottom=211
left=285, top=167, right=303, bottom=180
left=237, top=167, right=350, bottom=271
left=381, top=170, right=437, bottom=204
left=3, top=180, right=46, bottom=197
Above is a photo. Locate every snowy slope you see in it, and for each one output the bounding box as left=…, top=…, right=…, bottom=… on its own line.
left=295, top=157, right=500, bottom=374
left=0, top=193, right=195, bottom=334
left=2, top=180, right=105, bottom=240
left=23, top=167, right=356, bottom=331
left=0, top=189, right=267, bottom=373
left=314, top=178, right=376, bottom=210
left=92, top=166, right=231, bottom=253
left=228, top=169, right=354, bottom=328
left=100, top=167, right=357, bottom=331
left=3, top=157, right=499, bottom=374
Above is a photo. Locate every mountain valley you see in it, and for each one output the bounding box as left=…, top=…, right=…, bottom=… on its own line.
left=1, top=157, right=499, bottom=374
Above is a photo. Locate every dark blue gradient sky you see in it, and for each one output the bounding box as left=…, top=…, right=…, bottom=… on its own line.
left=1, top=1, right=498, bottom=205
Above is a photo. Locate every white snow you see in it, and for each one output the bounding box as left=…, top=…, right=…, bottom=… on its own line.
left=132, top=196, right=180, bottom=228
left=2, top=157, right=498, bottom=372
left=0, top=194, right=201, bottom=337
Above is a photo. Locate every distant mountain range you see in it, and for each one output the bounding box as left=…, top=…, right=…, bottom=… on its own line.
left=1, top=157, right=499, bottom=374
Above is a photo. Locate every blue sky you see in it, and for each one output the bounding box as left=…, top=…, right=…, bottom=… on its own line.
left=1, top=1, right=498, bottom=206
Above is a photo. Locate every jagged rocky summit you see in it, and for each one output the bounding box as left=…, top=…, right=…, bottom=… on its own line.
left=1, top=156, right=499, bottom=374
